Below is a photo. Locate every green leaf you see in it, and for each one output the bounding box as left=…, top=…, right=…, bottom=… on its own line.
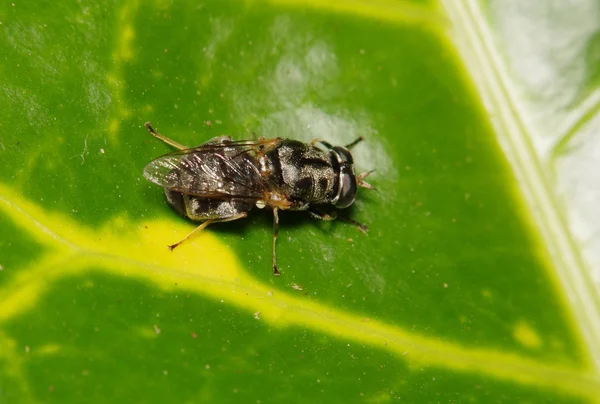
left=1, top=0, right=599, bottom=402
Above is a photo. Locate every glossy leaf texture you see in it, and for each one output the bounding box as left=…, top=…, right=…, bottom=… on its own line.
left=1, top=0, right=599, bottom=402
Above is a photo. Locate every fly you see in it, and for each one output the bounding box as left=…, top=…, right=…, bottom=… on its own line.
left=143, top=122, right=375, bottom=276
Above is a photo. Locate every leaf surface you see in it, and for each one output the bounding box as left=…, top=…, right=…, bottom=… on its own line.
left=1, top=0, right=599, bottom=402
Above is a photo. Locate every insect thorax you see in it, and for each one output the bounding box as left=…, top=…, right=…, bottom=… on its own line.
left=266, top=140, right=340, bottom=208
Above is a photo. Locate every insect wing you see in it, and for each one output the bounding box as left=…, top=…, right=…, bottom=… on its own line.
left=144, top=142, right=273, bottom=200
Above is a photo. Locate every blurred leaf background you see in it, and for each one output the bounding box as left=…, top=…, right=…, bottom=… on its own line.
left=1, top=0, right=600, bottom=402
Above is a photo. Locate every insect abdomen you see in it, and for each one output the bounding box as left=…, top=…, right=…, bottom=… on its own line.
left=165, top=189, right=252, bottom=221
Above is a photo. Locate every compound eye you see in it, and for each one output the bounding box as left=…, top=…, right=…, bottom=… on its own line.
left=336, top=171, right=357, bottom=208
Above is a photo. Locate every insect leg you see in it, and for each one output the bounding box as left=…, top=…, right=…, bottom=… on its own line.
left=338, top=215, right=369, bottom=234
left=145, top=122, right=188, bottom=150
left=345, top=136, right=364, bottom=149
left=272, top=207, right=281, bottom=276
left=168, top=212, right=248, bottom=250
left=309, top=207, right=368, bottom=234
left=168, top=220, right=213, bottom=250
left=308, top=209, right=337, bottom=221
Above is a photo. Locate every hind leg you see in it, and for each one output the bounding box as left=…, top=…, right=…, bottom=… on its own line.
left=168, top=212, right=248, bottom=250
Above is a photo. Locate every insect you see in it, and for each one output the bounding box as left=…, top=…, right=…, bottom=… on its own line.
left=143, top=122, right=375, bottom=276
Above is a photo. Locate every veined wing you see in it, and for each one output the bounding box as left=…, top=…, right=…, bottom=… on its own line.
left=143, top=138, right=281, bottom=200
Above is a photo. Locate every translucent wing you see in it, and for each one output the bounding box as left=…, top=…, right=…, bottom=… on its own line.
left=144, top=138, right=281, bottom=201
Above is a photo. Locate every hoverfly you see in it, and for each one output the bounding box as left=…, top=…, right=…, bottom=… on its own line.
left=143, top=122, right=374, bottom=276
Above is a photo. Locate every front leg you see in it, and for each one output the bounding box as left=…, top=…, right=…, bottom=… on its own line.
left=308, top=208, right=337, bottom=221
left=308, top=207, right=368, bottom=234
